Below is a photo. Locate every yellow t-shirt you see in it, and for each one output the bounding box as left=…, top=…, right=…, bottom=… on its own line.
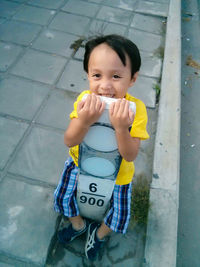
left=69, top=90, right=149, bottom=185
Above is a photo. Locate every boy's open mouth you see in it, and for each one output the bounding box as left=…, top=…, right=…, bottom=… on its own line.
left=98, top=94, right=115, bottom=98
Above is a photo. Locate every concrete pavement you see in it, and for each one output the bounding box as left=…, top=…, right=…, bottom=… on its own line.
left=144, top=0, right=181, bottom=266
left=0, top=0, right=177, bottom=266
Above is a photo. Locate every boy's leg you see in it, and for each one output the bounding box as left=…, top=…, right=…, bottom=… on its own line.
left=54, top=157, right=79, bottom=216
left=85, top=221, right=106, bottom=261
left=58, top=215, right=89, bottom=244
left=69, top=215, right=85, bottom=230
left=104, top=182, right=132, bottom=234
left=85, top=182, right=132, bottom=260
left=84, top=222, right=112, bottom=261
left=54, top=158, right=89, bottom=243
left=96, top=222, right=112, bottom=240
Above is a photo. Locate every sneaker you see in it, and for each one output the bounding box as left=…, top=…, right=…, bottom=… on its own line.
left=58, top=219, right=88, bottom=244
left=85, top=222, right=105, bottom=260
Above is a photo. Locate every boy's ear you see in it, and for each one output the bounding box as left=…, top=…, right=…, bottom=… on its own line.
left=130, top=71, right=139, bottom=86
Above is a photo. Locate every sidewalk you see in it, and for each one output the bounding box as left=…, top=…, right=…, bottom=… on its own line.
left=0, top=0, right=174, bottom=266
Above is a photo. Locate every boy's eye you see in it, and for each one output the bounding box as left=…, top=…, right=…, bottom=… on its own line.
left=92, top=74, right=101, bottom=78
left=113, top=75, right=121, bottom=79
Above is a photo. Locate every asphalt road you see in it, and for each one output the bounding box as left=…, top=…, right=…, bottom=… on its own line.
left=177, top=0, right=200, bottom=266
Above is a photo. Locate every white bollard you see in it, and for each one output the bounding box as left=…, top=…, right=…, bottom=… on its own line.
left=77, top=95, right=136, bottom=221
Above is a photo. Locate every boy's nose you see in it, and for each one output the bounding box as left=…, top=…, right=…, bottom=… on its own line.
left=100, top=79, right=112, bottom=91
left=99, top=86, right=113, bottom=96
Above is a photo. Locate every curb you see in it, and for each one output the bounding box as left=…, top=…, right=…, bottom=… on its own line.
left=144, top=0, right=181, bottom=266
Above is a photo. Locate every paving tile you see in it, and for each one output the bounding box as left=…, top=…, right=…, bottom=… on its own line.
left=149, top=0, right=169, bottom=3
left=10, top=0, right=29, bottom=2
left=62, top=0, right=100, bottom=17
left=135, top=1, right=169, bottom=17
left=140, top=108, right=157, bottom=153
left=129, top=75, right=157, bottom=108
left=0, top=260, right=14, bottom=267
left=0, top=20, right=42, bottom=45
left=32, top=29, right=77, bottom=57
left=107, top=231, right=137, bottom=262
left=27, top=0, right=65, bottom=9
left=74, top=46, right=85, bottom=60
left=48, top=246, right=83, bottom=266
left=134, top=109, right=157, bottom=181
left=134, top=150, right=151, bottom=180
left=96, top=6, right=132, bottom=25
left=88, top=0, right=103, bottom=4
left=0, top=76, right=50, bottom=120
left=0, top=18, right=6, bottom=24
left=114, top=258, right=141, bottom=267
left=11, top=49, right=67, bottom=84
left=128, top=28, right=163, bottom=53
left=88, top=19, right=126, bottom=36
left=140, top=51, right=162, bottom=78
left=9, top=126, right=68, bottom=184
left=131, top=13, right=166, bottom=35
left=57, top=60, right=88, bottom=93
left=102, top=0, right=138, bottom=11
left=0, top=42, right=23, bottom=72
left=13, top=5, right=55, bottom=25
left=0, top=176, right=57, bottom=266
left=0, top=0, right=21, bottom=18
left=88, top=0, right=103, bottom=3
left=105, top=227, right=145, bottom=266
left=0, top=117, right=28, bottom=170
left=36, top=90, right=77, bottom=130
left=49, top=12, right=90, bottom=35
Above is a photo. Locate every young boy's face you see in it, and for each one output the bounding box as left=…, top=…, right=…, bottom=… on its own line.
left=87, top=43, right=138, bottom=99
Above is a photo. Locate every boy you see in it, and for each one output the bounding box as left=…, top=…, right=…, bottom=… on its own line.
left=54, top=34, right=149, bottom=260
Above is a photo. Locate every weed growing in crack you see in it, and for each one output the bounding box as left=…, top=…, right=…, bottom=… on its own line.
left=153, top=83, right=161, bottom=103
left=130, top=177, right=151, bottom=227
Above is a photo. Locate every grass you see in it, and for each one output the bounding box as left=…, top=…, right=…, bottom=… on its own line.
left=153, top=83, right=161, bottom=103
left=153, top=46, right=165, bottom=59
left=130, top=177, right=151, bottom=226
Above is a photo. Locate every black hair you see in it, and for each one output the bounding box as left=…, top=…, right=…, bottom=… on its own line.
left=83, top=34, right=141, bottom=78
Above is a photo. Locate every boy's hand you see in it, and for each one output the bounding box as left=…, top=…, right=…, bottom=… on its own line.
left=77, top=93, right=105, bottom=128
left=109, top=98, right=135, bottom=133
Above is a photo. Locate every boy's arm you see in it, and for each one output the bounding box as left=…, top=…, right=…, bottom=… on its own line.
left=64, top=94, right=105, bottom=147
left=64, top=118, right=90, bottom=147
left=109, top=98, right=140, bottom=162
left=115, top=131, right=140, bottom=162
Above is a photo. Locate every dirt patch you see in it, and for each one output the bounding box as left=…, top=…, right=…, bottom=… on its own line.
left=186, top=55, right=200, bottom=70
left=70, top=37, right=85, bottom=54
